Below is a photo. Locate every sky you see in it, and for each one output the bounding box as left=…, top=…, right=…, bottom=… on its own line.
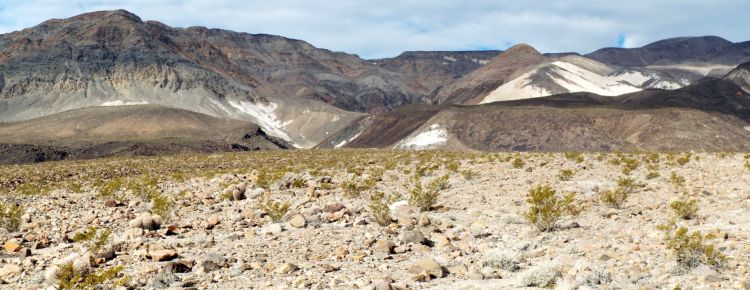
left=0, top=0, right=748, bottom=59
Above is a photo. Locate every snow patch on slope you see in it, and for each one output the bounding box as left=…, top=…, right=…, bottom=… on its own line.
left=395, top=124, right=447, bottom=150
left=227, top=100, right=293, bottom=144
left=100, top=100, right=150, bottom=106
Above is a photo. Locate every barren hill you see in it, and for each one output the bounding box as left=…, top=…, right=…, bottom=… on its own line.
left=0, top=105, right=288, bottom=164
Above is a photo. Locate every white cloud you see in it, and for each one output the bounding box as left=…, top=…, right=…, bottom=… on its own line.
left=0, top=0, right=748, bottom=58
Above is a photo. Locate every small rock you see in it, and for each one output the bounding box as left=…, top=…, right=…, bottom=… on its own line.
left=3, top=240, right=21, bottom=253
left=104, top=199, right=118, bottom=207
left=371, top=240, right=394, bottom=258
left=335, top=246, right=349, bottom=260
left=430, top=233, right=451, bottom=248
left=166, top=259, right=194, bottom=273
left=150, top=249, right=178, bottom=262
left=408, top=257, right=443, bottom=278
left=372, top=280, right=392, bottom=290
left=260, top=223, right=283, bottom=235
left=275, top=262, right=299, bottom=274
left=399, top=230, right=425, bottom=245
left=323, top=203, right=345, bottom=213
left=564, top=221, right=581, bottom=229
left=207, top=216, right=220, bottom=229
left=467, top=269, right=484, bottom=280
left=288, top=215, right=306, bottom=228
left=417, top=215, right=430, bottom=227
left=320, top=264, right=340, bottom=273
left=0, top=264, right=21, bottom=279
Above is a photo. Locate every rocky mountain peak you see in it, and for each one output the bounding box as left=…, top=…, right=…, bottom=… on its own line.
left=500, top=43, right=541, bottom=56
left=74, top=9, right=144, bottom=23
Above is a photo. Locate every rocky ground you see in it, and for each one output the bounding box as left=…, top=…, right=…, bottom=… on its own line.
left=0, top=150, right=749, bottom=289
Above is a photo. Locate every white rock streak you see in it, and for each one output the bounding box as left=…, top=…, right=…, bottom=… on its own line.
left=227, top=100, right=293, bottom=143
left=396, top=124, right=447, bottom=149
left=480, top=61, right=685, bottom=104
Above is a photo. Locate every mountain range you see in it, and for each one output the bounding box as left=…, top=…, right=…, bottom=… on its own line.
left=1, top=10, right=750, bottom=163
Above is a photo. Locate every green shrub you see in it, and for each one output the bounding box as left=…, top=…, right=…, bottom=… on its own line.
left=512, top=157, right=525, bottom=169
left=290, top=177, right=307, bottom=188
left=620, top=157, right=640, bottom=175
left=15, top=182, right=50, bottom=195
left=445, top=161, right=460, bottom=172
left=0, top=201, right=24, bottom=231
left=259, top=193, right=290, bottom=222
left=460, top=169, right=477, bottom=180
left=557, top=169, right=574, bottom=181
left=564, top=152, right=584, bottom=163
left=600, top=188, right=629, bottom=209
left=97, top=178, right=123, bottom=197
left=676, top=153, right=692, bottom=166
left=669, top=172, right=685, bottom=188
left=408, top=174, right=449, bottom=211
left=657, top=223, right=725, bottom=270
left=369, top=192, right=392, bottom=226
left=256, top=169, right=285, bottom=190
left=600, top=177, right=640, bottom=209
left=616, top=177, right=640, bottom=194
left=66, top=181, right=84, bottom=193
left=645, top=163, right=660, bottom=179
left=151, top=192, right=175, bottom=222
left=57, top=263, right=127, bottom=290
left=524, top=185, right=579, bottom=232
left=72, top=226, right=111, bottom=254
left=670, top=198, right=699, bottom=220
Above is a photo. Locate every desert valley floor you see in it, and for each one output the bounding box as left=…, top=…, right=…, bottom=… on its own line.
left=0, top=150, right=748, bottom=289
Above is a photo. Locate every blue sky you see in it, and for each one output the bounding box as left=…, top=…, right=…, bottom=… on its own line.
left=0, top=0, right=748, bottom=58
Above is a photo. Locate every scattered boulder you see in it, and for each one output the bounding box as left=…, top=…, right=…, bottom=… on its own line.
left=129, top=213, right=162, bottom=230
left=4, top=240, right=21, bottom=253
left=371, top=240, right=394, bottom=258
left=323, top=203, right=345, bottom=213
left=288, top=215, right=306, bottom=228
left=260, top=223, right=283, bottom=235
left=408, top=257, right=444, bottom=278
left=150, top=249, right=178, bottom=262
left=275, top=262, right=299, bottom=274
left=399, top=230, right=426, bottom=245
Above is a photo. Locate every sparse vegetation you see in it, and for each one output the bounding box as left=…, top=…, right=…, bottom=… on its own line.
left=670, top=198, right=699, bottom=220
left=71, top=226, right=111, bottom=254
left=56, top=263, right=127, bottom=290
left=96, top=177, right=123, bottom=197
left=669, top=172, right=686, bottom=188
left=0, top=150, right=745, bottom=288
left=524, top=185, right=579, bottom=232
left=600, top=177, right=642, bottom=209
left=259, top=193, right=290, bottom=222
left=408, top=173, right=449, bottom=211
left=369, top=192, right=392, bottom=226
left=150, top=192, right=175, bottom=222
left=557, top=169, right=575, bottom=181
left=512, top=156, right=525, bottom=169
left=600, top=188, right=629, bottom=209
left=657, top=222, right=725, bottom=270
left=0, top=201, right=24, bottom=231
left=564, top=152, right=584, bottom=163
